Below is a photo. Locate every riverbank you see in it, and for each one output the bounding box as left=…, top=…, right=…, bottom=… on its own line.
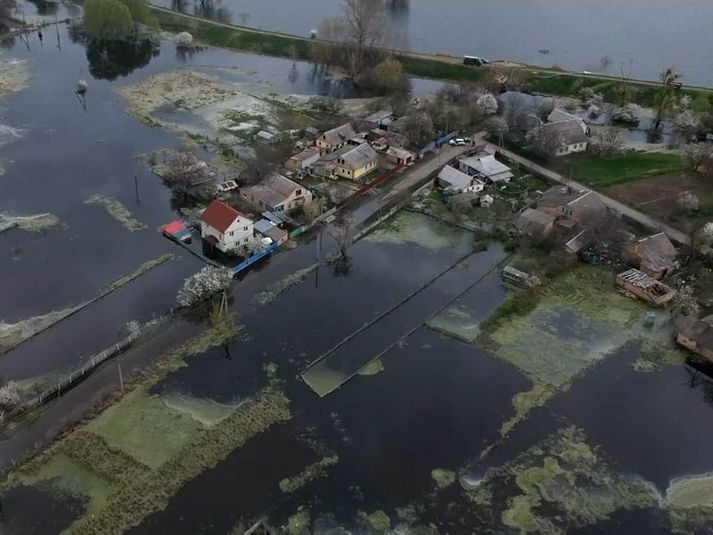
left=151, top=5, right=713, bottom=107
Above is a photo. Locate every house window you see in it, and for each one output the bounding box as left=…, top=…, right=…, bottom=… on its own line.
left=244, top=237, right=248, bottom=243
left=244, top=226, right=248, bottom=231
left=296, top=189, right=301, bottom=195
left=230, top=231, right=234, bottom=236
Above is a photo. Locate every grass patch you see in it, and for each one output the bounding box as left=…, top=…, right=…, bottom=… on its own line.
left=278, top=454, right=339, bottom=493
left=104, top=253, right=174, bottom=293
left=431, top=468, right=456, bottom=489
left=84, top=194, right=146, bottom=232
left=87, top=389, right=205, bottom=469
left=569, top=151, right=686, bottom=188
left=479, top=267, right=646, bottom=387
left=0, top=304, right=84, bottom=354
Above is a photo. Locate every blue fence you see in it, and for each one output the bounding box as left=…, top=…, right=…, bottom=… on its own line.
left=233, top=242, right=280, bottom=274
left=418, top=131, right=458, bottom=158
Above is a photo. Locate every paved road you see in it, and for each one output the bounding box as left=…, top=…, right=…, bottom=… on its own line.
left=493, top=144, right=691, bottom=247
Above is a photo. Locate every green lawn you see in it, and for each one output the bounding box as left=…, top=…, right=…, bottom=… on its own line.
left=571, top=151, right=686, bottom=188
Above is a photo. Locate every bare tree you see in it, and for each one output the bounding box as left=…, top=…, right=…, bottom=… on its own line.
left=677, top=192, right=700, bottom=213
left=165, top=149, right=204, bottom=188
left=341, top=0, right=386, bottom=74
left=329, top=211, right=355, bottom=276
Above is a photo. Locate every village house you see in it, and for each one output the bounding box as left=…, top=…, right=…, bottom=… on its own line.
left=254, top=130, right=278, bottom=144
left=515, top=207, right=556, bottom=239
left=458, top=152, right=513, bottom=184
left=334, top=143, right=378, bottom=180
left=622, top=232, right=678, bottom=280
left=437, top=164, right=485, bottom=194
left=200, top=199, right=254, bottom=253
left=547, top=108, right=589, bottom=135
left=385, top=147, right=414, bottom=166
left=285, top=147, right=320, bottom=174
left=529, top=119, right=588, bottom=157
left=242, top=173, right=313, bottom=213
left=316, top=123, right=357, bottom=153
left=674, top=315, right=713, bottom=362
left=536, top=187, right=606, bottom=224
left=364, top=109, right=394, bottom=128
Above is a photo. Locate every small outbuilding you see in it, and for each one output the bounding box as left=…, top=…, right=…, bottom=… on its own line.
left=674, top=315, right=713, bottom=362
left=437, top=165, right=485, bottom=194
left=622, top=232, right=678, bottom=280
left=385, top=146, right=414, bottom=166
left=615, top=268, right=676, bottom=306
left=515, top=208, right=556, bottom=239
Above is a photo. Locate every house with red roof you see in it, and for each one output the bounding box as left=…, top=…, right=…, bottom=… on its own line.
left=200, top=200, right=254, bottom=253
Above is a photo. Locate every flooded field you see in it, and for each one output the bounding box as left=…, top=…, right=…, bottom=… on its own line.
left=3, top=2, right=713, bottom=533
left=4, top=204, right=713, bottom=533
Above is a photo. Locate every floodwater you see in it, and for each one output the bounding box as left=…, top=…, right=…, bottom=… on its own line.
left=156, top=0, right=713, bottom=87
left=0, top=9, right=441, bottom=386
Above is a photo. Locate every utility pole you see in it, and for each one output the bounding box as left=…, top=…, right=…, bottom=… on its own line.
left=134, top=175, right=140, bottom=205
left=118, top=361, right=124, bottom=393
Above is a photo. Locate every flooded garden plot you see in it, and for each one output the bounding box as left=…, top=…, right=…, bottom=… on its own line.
left=0, top=321, right=295, bottom=534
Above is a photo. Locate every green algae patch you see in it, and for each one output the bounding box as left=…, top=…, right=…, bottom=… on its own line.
left=16, top=453, right=112, bottom=518
left=431, top=468, right=456, bottom=489
left=667, top=474, right=713, bottom=508
left=162, top=392, right=236, bottom=426
left=287, top=507, right=311, bottom=534
left=363, top=210, right=472, bottom=252
left=357, top=357, right=385, bottom=376
left=85, top=194, right=147, bottom=232
left=480, top=268, right=646, bottom=387
left=499, top=383, right=559, bottom=439
left=427, top=304, right=482, bottom=343
left=252, top=264, right=318, bottom=306
left=87, top=389, right=205, bottom=469
left=279, top=454, right=339, bottom=493
left=464, top=426, right=659, bottom=533
left=362, top=510, right=391, bottom=532
left=104, top=254, right=174, bottom=293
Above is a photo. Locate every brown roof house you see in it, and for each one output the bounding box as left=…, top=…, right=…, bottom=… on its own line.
left=316, top=123, right=357, bottom=153
left=674, top=315, right=713, bottom=362
left=622, top=232, right=678, bottom=280
left=242, top=173, right=313, bottom=213
left=200, top=200, right=254, bottom=253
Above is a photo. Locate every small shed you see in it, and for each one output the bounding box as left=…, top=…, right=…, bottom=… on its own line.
left=615, top=268, right=676, bottom=306
left=255, top=130, right=278, bottom=144
left=502, top=265, right=541, bottom=288
left=385, top=146, right=414, bottom=166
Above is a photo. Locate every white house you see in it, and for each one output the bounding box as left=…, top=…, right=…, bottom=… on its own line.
left=547, top=108, right=588, bottom=135
left=458, top=153, right=513, bottom=183
left=437, top=165, right=485, bottom=194
left=200, top=199, right=254, bottom=253
left=285, top=147, right=321, bottom=173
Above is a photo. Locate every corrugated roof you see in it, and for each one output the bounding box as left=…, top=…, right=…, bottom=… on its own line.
left=438, top=165, right=475, bottom=190
left=200, top=200, right=246, bottom=233
left=337, top=143, right=377, bottom=170
left=321, top=123, right=357, bottom=145
left=538, top=119, right=588, bottom=145
left=244, top=173, right=303, bottom=210
left=459, top=153, right=513, bottom=182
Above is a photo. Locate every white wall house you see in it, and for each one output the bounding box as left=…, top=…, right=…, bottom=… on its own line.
left=200, top=200, right=254, bottom=253
left=437, top=165, right=485, bottom=194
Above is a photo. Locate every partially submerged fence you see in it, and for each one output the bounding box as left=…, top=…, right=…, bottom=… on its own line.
left=21, top=316, right=169, bottom=410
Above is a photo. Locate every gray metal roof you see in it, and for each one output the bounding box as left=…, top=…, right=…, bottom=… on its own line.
left=438, top=165, right=475, bottom=190
left=321, top=123, right=357, bottom=145
left=337, top=143, right=377, bottom=170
